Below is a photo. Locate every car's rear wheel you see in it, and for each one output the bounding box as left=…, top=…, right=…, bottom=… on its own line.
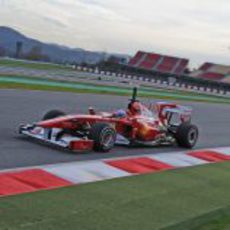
left=42, top=110, right=66, bottom=120
left=89, top=123, right=116, bottom=152
left=175, top=123, right=199, bottom=148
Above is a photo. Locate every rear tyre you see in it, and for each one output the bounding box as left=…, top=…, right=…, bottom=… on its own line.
left=89, top=123, right=116, bottom=152
left=175, top=123, right=198, bottom=148
left=42, top=110, right=66, bottom=120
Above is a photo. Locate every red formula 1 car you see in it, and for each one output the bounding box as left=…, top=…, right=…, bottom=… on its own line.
left=19, top=88, right=199, bottom=152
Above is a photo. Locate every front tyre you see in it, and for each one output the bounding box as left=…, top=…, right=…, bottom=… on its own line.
left=89, top=123, right=116, bottom=152
left=175, top=123, right=199, bottom=148
left=42, top=110, right=66, bottom=120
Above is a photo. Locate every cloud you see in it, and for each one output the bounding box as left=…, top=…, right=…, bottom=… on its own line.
left=40, top=16, right=67, bottom=28
left=0, top=0, right=229, bottom=66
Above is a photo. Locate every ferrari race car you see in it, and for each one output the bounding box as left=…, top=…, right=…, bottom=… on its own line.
left=19, top=88, right=199, bottom=152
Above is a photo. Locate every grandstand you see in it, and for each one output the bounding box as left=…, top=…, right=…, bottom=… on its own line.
left=128, top=51, right=189, bottom=75
left=99, top=49, right=230, bottom=93
left=190, top=62, right=230, bottom=82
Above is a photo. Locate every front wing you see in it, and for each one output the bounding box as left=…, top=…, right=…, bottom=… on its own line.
left=19, top=125, right=94, bottom=151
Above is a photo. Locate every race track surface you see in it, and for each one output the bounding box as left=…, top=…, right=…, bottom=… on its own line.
left=0, top=89, right=230, bottom=170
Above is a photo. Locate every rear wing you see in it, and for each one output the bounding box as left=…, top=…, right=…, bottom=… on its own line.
left=154, top=102, right=193, bottom=124
left=163, top=105, right=192, bottom=115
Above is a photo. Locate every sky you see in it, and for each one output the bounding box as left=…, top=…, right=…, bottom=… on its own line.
left=0, top=0, right=229, bottom=67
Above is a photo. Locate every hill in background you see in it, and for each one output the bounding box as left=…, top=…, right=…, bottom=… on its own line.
left=0, top=26, right=127, bottom=65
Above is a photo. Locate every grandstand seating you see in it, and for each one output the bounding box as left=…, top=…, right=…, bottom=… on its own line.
left=128, top=51, right=146, bottom=67
left=198, top=72, right=225, bottom=81
left=139, top=53, right=161, bottom=70
left=128, top=51, right=229, bottom=84
left=128, top=51, right=189, bottom=75
left=199, top=62, right=213, bottom=72
left=157, top=56, right=181, bottom=73
left=174, top=59, right=189, bottom=74
left=190, top=62, right=230, bottom=82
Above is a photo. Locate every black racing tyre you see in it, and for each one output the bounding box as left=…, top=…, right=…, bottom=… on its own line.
left=175, top=123, right=199, bottom=148
left=42, top=110, right=66, bottom=120
left=89, top=123, right=116, bottom=152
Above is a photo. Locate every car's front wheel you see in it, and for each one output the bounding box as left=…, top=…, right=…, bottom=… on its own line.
left=42, top=110, right=66, bottom=120
left=89, top=123, right=116, bottom=152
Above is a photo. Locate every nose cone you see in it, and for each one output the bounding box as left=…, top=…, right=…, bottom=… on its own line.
left=37, top=115, right=75, bottom=129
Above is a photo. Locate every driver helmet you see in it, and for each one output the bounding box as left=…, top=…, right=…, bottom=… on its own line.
left=113, top=109, right=126, bottom=118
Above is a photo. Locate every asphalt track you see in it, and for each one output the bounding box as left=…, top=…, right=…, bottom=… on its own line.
left=0, top=89, right=230, bottom=170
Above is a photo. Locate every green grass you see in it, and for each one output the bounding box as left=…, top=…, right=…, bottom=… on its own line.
left=0, top=75, right=230, bottom=104
left=0, top=162, right=230, bottom=230
left=194, top=211, right=230, bottom=230
left=0, top=58, right=73, bottom=71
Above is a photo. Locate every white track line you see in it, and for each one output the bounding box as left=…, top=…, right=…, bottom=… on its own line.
left=149, top=152, right=208, bottom=167
left=43, top=161, right=130, bottom=183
